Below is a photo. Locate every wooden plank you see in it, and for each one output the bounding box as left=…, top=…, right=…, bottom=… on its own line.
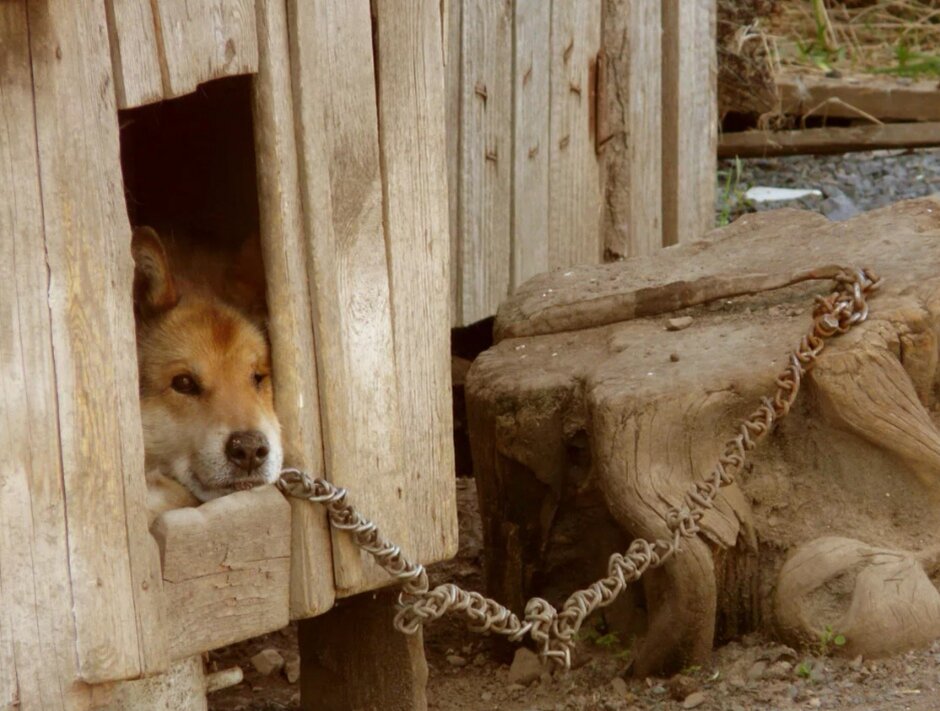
left=779, top=71, right=940, bottom=123
left=375, top=0, right=459, bottom=568
left=719, top=122, right=940, bottom=158
left=252, top=0, right=335, bottom=620
left=104, top=0, right=164, bottom=109
left=27, top=0, right=167, bottom=682
left=151, top=488, right=291, bottom=659
left=512, top=0, right=551, bottom=286
left=548, top=0, right=603, bottom=267
left=151, top=0, right=258, bottom=98
left=288, top=0, right=409, bottom=595
left=601, top=0, right=662, bottom=258
left=444, top=0, right=462, bottom=324
left=662, top=0, right=717, bottom=246
left=459, top=0, right=512, bottom=324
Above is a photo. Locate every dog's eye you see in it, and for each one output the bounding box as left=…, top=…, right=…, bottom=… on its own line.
left=171, top=373, right=201, bottom=395
left=252, top=372, right=268, bottom=389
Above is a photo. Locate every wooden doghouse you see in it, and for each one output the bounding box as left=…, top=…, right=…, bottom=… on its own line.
left=1, top=1, right=455, bottom=709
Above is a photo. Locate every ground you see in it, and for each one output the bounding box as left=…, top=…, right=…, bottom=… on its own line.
left=209, top=148, right=940, bottom=711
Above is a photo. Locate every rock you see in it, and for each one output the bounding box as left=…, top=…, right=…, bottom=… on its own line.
left=481, top=691, right=493, bottom=702
left=667, top=674, right=699, bottom=700
left=682, top=691, right=707, bottom=709
left=283, top=653, right=300, bottom=684
left=821, top=186, right=860, bottom=222
left=446, top=654, right=468, bottom=667
left=506, top=683, right=527, bottom=693
left=747, top=660, right=767, bottom=681
left=669, top=352, right=680, bottom=362
left=250, top=648, right=284, bottom=676
left=666, top=316, right=693, bottom=331
left=473, top=653, right=488, bottom=667
left=610, top=677, right=629, bottom=696
left=508, top=648, right=544, bottom=685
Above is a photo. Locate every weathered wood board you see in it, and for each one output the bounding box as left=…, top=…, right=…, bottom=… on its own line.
left=375, top=0, right=460, bottom=571
left=152, top=488, right=291, bottom=660
left=288, top=0, right=409, bottom=595
left=720, top=122, right=940, bottom=158
left=105, top=0, right=164, bottom=109
left=661, top=0, right=717, bottom=247
left=252, top=0, right=335, bottom=620
left=27, top=0, right=167, bottom=683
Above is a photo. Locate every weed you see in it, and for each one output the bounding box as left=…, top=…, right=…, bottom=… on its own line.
left=716, top=156, right=748, bottom=228
left=817, top=625, right=847, bottom=656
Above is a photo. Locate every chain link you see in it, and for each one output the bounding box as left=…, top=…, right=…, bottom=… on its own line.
left=277, top=266, right=883, bottom=669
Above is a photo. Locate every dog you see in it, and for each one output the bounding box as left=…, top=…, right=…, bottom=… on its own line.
left=131, top=226, right=283, bottom=522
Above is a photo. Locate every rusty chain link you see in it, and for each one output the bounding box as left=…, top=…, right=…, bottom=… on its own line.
left=277, top=266, right=883, bottom=670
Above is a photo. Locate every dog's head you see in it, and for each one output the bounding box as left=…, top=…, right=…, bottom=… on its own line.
left=131, top=227, right=283, bottom=501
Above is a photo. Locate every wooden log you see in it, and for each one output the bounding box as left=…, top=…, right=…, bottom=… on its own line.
left=150, top=0, right=258, bottom=98
left=601, top=0, right=663, bottom=258
left=661, top=0, right=717, bottom=247
left=779, top=71, right=940, bottom=123
left=28, top=0, right=167, bottom=682
left=298, top=590, right=428, bottom=711
left=548, top=0, right=603, bottom=267
left=104, top=0, right=164, bottom=108
left=458, top=0, right=513, bottom=324
left=719, top=122, right=940, bottom=158
left=252, top=0, right=335, bottom=620
left=374, top=0, right=459, bottom=565
left=512, top=0, right=551, bottom=287
left=151, top=488, right=291, bottom=660
left=288, top=0, right=408, bottom=595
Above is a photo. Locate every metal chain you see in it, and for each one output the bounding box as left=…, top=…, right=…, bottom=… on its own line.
left=277, top=266, right=883, bottom=670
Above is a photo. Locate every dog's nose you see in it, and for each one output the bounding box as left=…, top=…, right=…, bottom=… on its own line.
left=225, top=430, right=270, bottom=473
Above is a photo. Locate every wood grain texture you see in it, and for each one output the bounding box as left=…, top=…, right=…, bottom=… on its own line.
left=27, top=0, right=167, bottom=683
left=375, top=0, right=459, bottom=567
left=288, top=0, right=408, bottom=595
left=445, top=0, right=463, bottom=324
left=511, top=0, right=551, bottom=287
left=151, top=0, right=258, bottom=98
left=719, top=122, right=940, bottom=158
left=661, top=0, right=717, bottom=246
left=601, top=0, right=662, bottom=258
left=104, top=0, right=164, bottom=108
left=548, top=0, right=603, bottom=268
left=252, top=0, right=335, bottom=619
left=459, top=0, right=512, bottom=324
left=151, top=488, right=291, bottom=659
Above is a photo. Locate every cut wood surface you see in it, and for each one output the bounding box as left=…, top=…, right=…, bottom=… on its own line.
left=458, top=0, right=513, bottom=324
left=719, top=121, right=940, bottom=158
left=469, top=198, right=940, bottom=675
left=288, top=0, right=408, bottom=595
left=105, top=0, right=164, bottom=109
left=151, top=488, right=291, bottom=660
left=28, top=0, right=166, bottom=683
left=151, top=0, right=258, bottom=98
left=375, top=0, right=459, bottom=565
left=661, top=0, right=717, bottom=247
left=602, top=0, right=663, bottom=258
left=548, top=0, right=603, bottom=267
left=779, top=71, right=940, bottom=123
left=252, top=0, right=334, bottom=620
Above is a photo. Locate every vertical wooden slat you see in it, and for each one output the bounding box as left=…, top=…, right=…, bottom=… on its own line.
left=0, top=7, right=76, bottom=706
left=288, top=0, right=409, bottom=595
left=151, top=0, right=258, bottom=99
left=104, top=0, right=164, bottom=109
left=511, top=0, right=551, bottom=288
left=548, top=0, right=603, bottom=268
left=445, top=0, right=463, bottom=324
left=602, top=0, right=662, bottom=258
left=375, top=0, right=459, bottom=567
left=662, top=0, right=717, bottom=246
left=253, top=0, right=336, bottom=619
left=27, top=0, right=167, bottom=682
left=459, top=0, right=512, bottom=324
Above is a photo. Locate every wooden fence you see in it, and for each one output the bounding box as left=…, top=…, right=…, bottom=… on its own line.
left=446, top=0, right=718, bottom=326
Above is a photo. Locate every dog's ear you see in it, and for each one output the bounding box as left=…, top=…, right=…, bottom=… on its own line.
left=131, top=226, right=178, bottom=317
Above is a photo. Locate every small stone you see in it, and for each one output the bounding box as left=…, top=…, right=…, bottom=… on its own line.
left=666, top=316, right=693, bottom=331
left=610, top=677, right=629, bottom=695
left=283, top=654, right=300, bottom=684
left=682, top=691, right=707, bottom=709
left=508, top=648, right=544, bottom=685
left=808, top=698, right=821, bottom=708
left=473, top=653, right=487, bottom=667
left=849, top=655, right=863, bottom=670
left=506, top=683, right=526, bottom=693
left=747, top=660, right=767, bottom=681
left=250, top=648, right=284, bottom=676
left=481, top=691, right=493, bottom=702
left=669, top=352, right=680, bottom=362
left=667, top=674, right=699, bottom=701
left=446, top=654, right=468, bottom=667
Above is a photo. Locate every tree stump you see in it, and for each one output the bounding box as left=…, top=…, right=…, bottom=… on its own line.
left=466, top=198, right=940, bottom=676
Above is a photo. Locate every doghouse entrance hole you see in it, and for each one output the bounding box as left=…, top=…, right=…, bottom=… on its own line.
left=118, top=74, right=261, bottom=269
